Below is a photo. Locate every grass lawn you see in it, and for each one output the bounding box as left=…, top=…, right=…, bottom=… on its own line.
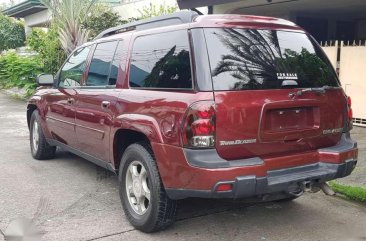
left=329, top=181, right=366, bottom=203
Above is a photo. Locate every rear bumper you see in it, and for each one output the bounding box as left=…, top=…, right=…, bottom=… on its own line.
left=151, top=133, right=358, bottom=200
left=166, top=159, right=357, bottom=199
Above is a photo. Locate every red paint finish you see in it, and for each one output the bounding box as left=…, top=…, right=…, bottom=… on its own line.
left=43, top=88, right=78, bottom=147
left=27, top=13, right=357, bottom=195
left=214, top=89, right=346, bottom=160
left=151, top=143, right=357, bottom=190
left=75, top=89, right=119, bottom=161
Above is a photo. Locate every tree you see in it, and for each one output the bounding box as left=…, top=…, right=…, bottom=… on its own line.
left=82, top=4, right=126, bottom=39
left=0, top=13, right=25, bottom=51
left=40, top=0, right=98, bottom=54
left=138, top=3, right=177, bottom=20
left=27, top=26, right=66, bottom=74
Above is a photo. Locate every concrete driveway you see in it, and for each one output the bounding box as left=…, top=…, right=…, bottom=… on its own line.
left=0, top=92, right=365, bottom=241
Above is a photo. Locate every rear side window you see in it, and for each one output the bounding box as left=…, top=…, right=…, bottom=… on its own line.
left=108, top=41, right=125, bottom=86
left=204, top=28, right=340, bottom=91
left=86, top=41, right=118, bottom=86
left=59, top=46, right=90, bottom=87
left=129, top=30, right=192, bottom=89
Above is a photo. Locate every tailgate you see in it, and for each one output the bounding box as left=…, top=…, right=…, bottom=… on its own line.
left=214, top=89, right=345, bottom=160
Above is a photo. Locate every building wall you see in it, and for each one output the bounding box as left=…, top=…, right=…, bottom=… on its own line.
left=24, top=9, right=51, bottom=27
left=339, top=43, right=366, bottom=124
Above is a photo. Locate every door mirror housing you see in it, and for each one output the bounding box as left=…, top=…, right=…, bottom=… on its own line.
left=36, top=74, right=54, bottom=86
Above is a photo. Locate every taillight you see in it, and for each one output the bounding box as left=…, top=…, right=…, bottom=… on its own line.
left=346, top=96, right=353, bottom=130
left=182, top=101, right=216, bottom=148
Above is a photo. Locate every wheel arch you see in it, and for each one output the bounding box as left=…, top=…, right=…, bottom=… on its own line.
left=112, top=128, right=151, bottom=172
left=27, top=104, right=38, bottom=129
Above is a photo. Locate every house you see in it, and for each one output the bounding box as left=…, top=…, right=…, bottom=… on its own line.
left=2, top=0, right=179, bottom=34
left=179, top=0, right=366, bottom=126
left=178, top=0, right=366, bottom=43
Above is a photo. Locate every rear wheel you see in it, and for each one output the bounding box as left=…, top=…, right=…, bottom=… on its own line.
left=30, top=110, right=56, bottom=160
left=118, top=143, right=177, bottom=232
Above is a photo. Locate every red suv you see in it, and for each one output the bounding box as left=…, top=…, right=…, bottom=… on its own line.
left=27, top=12, right=358, bottom=232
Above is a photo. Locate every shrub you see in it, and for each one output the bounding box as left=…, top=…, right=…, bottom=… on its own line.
left=0, top=51, right=42, bottom=96
left=27, top=26, right=66, bottom=74
left=0, top=13, right=26, bottom=51
left=27, top=28, right=47, bottom=52
left=82, top=4, right=126, bottom=39
left=138, top=3, right=177, bottom=19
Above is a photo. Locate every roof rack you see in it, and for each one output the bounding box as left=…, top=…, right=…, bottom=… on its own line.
left=94, top=10, right=199, bottom=40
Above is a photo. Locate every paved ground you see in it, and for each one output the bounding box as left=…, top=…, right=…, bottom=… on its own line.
left=0, top=92, right=366, bottom=241
left=339, top=127, right=366, bottom=187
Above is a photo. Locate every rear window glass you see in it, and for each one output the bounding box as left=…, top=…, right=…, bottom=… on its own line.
left=204, top=28, right=340, bottom=91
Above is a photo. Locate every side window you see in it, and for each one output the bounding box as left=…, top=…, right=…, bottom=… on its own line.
left=86, top=41, right=119, bottom=86
left=108, top=41, right=125, bottom=86
left=59, top=46, right=90, bottom=88
left=129, top=30, right=192, bottom=89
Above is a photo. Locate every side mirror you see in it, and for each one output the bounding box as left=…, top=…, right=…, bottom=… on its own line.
left=36, top=74, right=54, bottom=86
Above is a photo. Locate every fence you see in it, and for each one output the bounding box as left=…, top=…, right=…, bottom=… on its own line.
left=321, top=40, right=366, bottom=127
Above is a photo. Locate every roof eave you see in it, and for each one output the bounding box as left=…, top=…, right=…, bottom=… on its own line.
left=3, top=0, right=46, bottom=18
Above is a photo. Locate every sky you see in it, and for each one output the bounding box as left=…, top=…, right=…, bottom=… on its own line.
left=0, top=0, right=22, bottom=6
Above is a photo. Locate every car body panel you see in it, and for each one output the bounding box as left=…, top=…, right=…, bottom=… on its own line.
left=43, top=88, right=78, bottom=147
left=27, top=13, right=357, bottom=198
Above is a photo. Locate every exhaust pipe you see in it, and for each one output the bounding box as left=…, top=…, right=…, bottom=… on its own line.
left=301, top=182, right=335, bottom=195
left=319, top=182, right=336, bottom=196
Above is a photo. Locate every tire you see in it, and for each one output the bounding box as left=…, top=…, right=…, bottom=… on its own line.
left=118, top=143, right=177, bottom=232
left=30, top=110, right=56, bottom=160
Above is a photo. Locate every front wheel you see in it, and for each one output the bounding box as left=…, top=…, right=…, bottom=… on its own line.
left=30, top=110, right=56, bottom=160
left=118, top=143, right=177, bottom=232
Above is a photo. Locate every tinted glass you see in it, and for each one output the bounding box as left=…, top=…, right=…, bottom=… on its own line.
left=86, top=41, right=118, bottom=86
left=204, top=28, right=340, bottom=91
left=59, top=46, right=90, bottom=87
left=129, top=30, right=192, bottom=89
left=108, top=41, right=125, bottom=86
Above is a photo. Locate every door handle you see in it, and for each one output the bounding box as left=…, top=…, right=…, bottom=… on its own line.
left=101, top=101, right=110, bottom=109
left=67, top=98, right=74, bottom=105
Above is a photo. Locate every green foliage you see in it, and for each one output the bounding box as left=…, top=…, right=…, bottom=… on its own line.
left=82, top=4, right=126, bottom=39
left=138, top=3, right=177, bottom=20
left=27, top=26, right=66, bottom=74
left=0, top=13, right=26, bottom=51
left=41, top=0, right=98, bottom=54
left=0, top=51, right=42, bottom=96
left=27, top=28, right=47, bottom=52
left=0, top=4, right=6, bottom=11
left=330, top=181, right=366, bottom=203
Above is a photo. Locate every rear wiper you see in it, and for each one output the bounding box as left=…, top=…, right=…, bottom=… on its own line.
left=289, top=86, right=336, bottom=99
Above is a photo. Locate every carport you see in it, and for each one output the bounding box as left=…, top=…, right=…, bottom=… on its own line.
left=178, top=0, right=366, bottom=126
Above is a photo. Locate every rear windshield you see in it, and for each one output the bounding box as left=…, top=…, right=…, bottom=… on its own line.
left=204, top=28, right=340, bottom=91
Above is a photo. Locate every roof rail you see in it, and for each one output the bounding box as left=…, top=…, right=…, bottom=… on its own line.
left=94, top=10, right=199, bottom=40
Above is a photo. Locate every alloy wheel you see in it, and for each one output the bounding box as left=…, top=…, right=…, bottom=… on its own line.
left=125, top=160, right=151, bottom=215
